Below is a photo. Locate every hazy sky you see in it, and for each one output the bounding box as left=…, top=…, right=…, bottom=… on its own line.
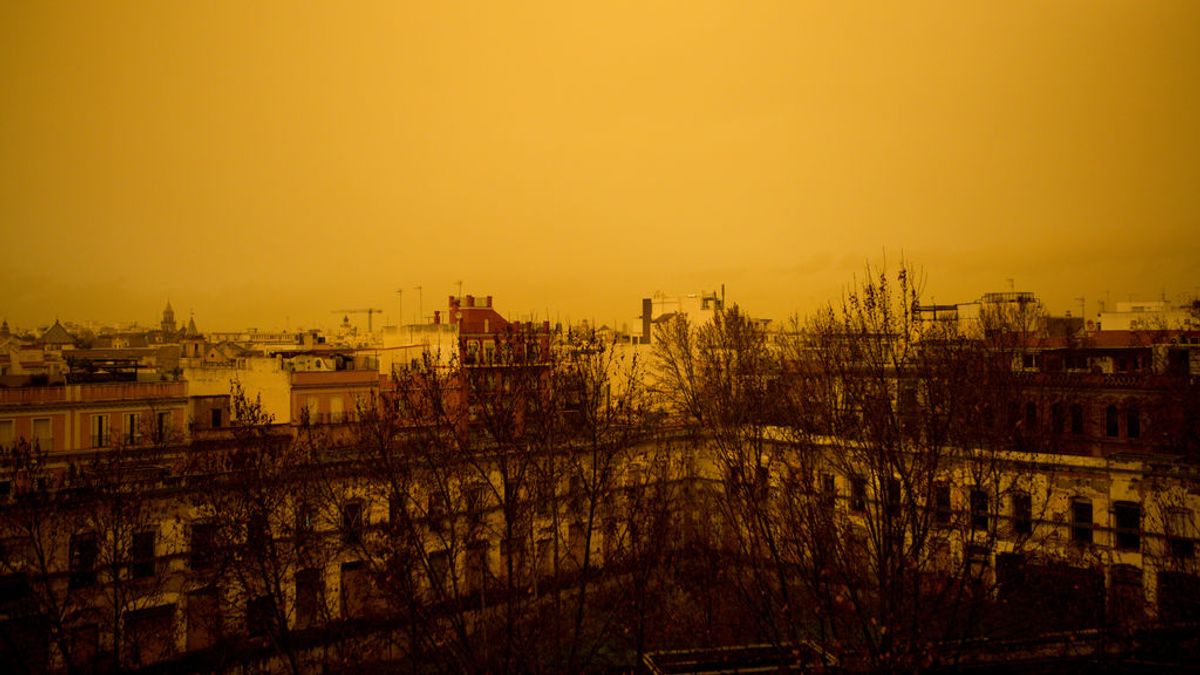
left=2, top=1, right=1197, bottom=332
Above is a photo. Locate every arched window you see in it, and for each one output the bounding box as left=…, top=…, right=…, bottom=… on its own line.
left=1126, top=405, right=1141, bottom=438
left=1105, top=405, right=1119, bottom=437
left=1051, top=402, right=1064, bottom=434
left=1070, top=404, right=1084, bottom=434
left=1025, top=402, right=1038, bottom=429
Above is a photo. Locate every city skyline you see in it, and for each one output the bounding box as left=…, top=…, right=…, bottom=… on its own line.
left=3, top=2, right=1198, bottom=330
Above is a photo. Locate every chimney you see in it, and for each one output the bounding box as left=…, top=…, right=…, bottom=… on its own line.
left=641, top=298, right=652, bottom=345
left=485, top=295, right=493, bottom=308
left=433, top=310, right=441, bottom=325
left=465, top=295, right=475, bottom=308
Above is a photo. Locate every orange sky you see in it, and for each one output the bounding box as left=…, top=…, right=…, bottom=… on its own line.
left=2, top=1, right=1197, bottom=332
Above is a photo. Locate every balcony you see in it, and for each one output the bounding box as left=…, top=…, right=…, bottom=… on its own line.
left=0, top=381, right=186, bottom=406
left=289, top=370, right=380, bottom=389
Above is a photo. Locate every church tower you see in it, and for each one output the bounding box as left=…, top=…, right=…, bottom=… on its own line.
left=161, top=301, right=177, bottom=334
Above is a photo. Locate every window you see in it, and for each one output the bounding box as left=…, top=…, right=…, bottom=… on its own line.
left=500, top=537, right=526, bottom=579
left=1025, top=402, right=1038, bottom=430
left=190, top=523, right=217, bottom=570
left=342, top=499, right=365, bottom=545
left=186, top=588, right=220, bottom=651
left=330, top=396, right=344, bottom=423
left=933, top=483, right=951, bottom=525
left=427, top=550, right=450, bottom=594
left=569, top=521, right=587, bottom=565
left=1167, top=508, right=1195, bottom=558
left=295, top=502, right=314, bottom=542
left=970, top=489, right=990, bottom=531
left=1126, top=406, right=1141, bottom=439
left=427, top=493, right=447, bottom=534
left=537, top=537, right=554, bottom=576
left=886, top=477, right=901, bottom=509
left=90, top=415, right=109, bottom=448
left=246, top=595, right=275, bottom=637
left=0, top=420, right=12, bottom=448
left=1106, top=405, right=1119, bottom=437
left=820, top=473, right=836, bottom=510
left=69, top=533, right=98, bottom=588
left=123, top=604, right=176, bottom=666
left=966, top=544, right=990, bottom=579
left=850, top=478, right=866, bottom=512
left=210, top=408, right=222, bottom=428
left=294, top=568, right=323, bottom=629
left=465, top=483, right=488, bottom=527
left=341, top=561, right=370, bottom=618
left=155, top=411, right=171, bottom=443
left=1051, top=403, right=1064, bottom=434
left=1070, top=404, right=1084, bottom=434
left=70, top=625, right=99, bottom=671
left=246, top=512, right=269, bottom=552
left=32, top=418, right=51, bottom=449
left=535, top=473, right=554, bottom=517
left=1113, top=502, right=1140, bottom=551
left=465, top=540, right=489, bottom=592
left=131, top=530, right=156, bottom=578
left=123, top=413, right=141, bottom=445
left=1011, top=491, right=1032, bottom=535
left=1071, top=498, right=1093, bottom=544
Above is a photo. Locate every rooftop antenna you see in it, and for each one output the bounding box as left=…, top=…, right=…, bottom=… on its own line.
left=456, top=280, right=463, bottom=300
left=1074, top=296, right=1086, bottom=319
left=395, top=289, right=403, bottom=326
left=415, top=286, right=423, bottom=324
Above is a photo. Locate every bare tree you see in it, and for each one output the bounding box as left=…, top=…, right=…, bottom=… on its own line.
left=183, top=382, right=330, bottom=674
left=653, top=265, right=1071, bottom=670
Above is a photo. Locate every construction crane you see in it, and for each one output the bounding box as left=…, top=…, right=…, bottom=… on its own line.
left=331, top=308, right=383, bottom=332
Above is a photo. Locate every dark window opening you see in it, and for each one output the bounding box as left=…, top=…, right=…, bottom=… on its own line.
left=1071, top=404, right=1084, bottom=435
left=971, top=489, right=990, bottom=531
left=1106, top=405, right=1119, bottom=438
left=131, top=531, right=156, bottom=578
left=1126, top=406, right=1141, bottom=439
left=850, top=478, right=866, bottom=512
left=934, top=483, right=951, bottom=525
left=246, top=595, right=275, bottom=637
left=69, top=534, right=98, bottom=588
left=820, top=473, right=836, bottom=510
left=1072, top=499, right=1093, bottom=544
left=295, top=568, right=323, bottom=630
left=190, top=523, right=217, bottom=570
left=1012, top=491, right=1032, bottom=535
left=342, top=500, right=365, bottom=545
left=1114, top=502, right=1140, bottom=551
